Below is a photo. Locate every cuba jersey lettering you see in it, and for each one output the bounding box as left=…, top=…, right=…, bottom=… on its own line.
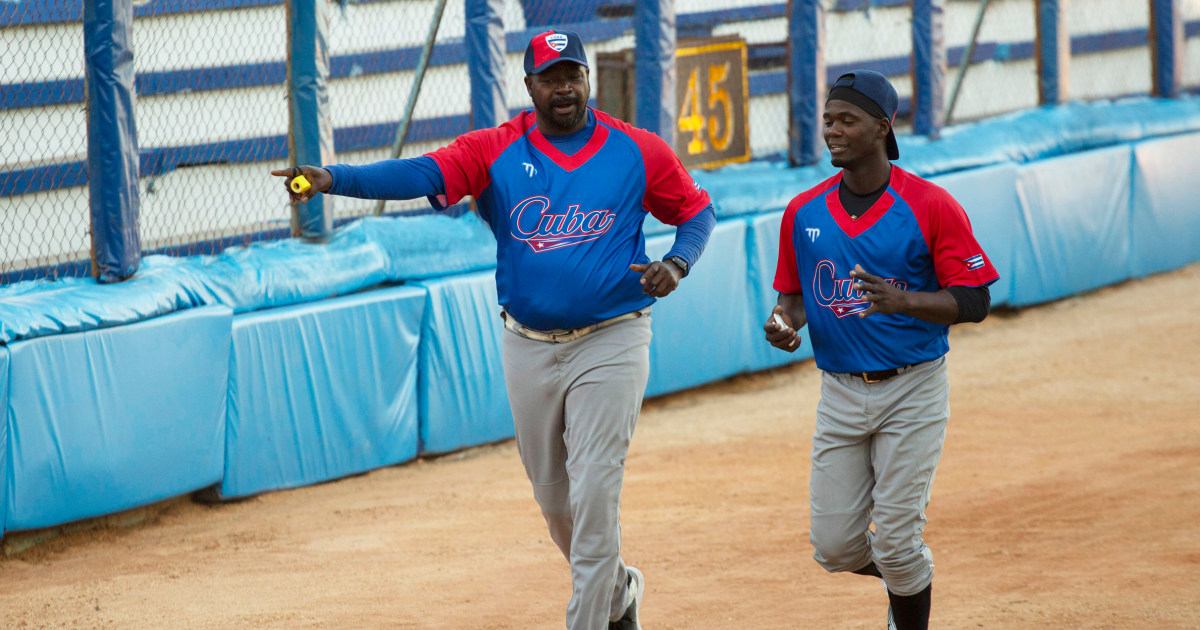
left=509, top=196, right=617, bottom=252
left=428, top=109, right=710, bottom=331
left=774, top=167, right=998, bottom=374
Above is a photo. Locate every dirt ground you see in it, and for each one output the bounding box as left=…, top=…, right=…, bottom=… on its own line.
left=2, top=265, right=1198, bottom=630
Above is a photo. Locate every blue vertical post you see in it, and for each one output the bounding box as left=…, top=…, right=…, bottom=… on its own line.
left=788, top=0, right=825, bottom=166
left=84, top=0, right=141, bottom=282
left=635, top=0, right=676, bottom=139
left=1150, top=0, right=1183, bottom=98
left=912, top=0, right=946, bottom=138
left=466, top=0, right=508, bottom=129
left=1036, top=0, right=1068, bottom=105
left=288, top=0, right=334, bottom=240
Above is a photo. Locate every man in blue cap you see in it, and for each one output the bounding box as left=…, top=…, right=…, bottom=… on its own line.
left=275, top=29, right=717, bottom=630
left=763, top=70, right=998, bottom=629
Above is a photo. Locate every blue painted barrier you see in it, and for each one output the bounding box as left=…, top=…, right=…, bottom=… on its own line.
left=414, top=271, right=513, bottom=455
left=1012, top=145, right=1133, bottom=305
left=1130, top=132, right=1200, bottom=278
left=644, top=220, right=756, bottom=397
left=220, top=285, right=425, bottom=498
left=930, top=163, right=1021, bottom=306
left=0, top=345, right=8, bottom=535
left=745, top=212, right=816, bottom=373
left=4, top=306, right=231, bottom=532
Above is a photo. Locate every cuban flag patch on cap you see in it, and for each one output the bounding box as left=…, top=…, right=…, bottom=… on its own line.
left=545, top=33, right=569, bottom=52
left=964, top=254, right=985, bottom=270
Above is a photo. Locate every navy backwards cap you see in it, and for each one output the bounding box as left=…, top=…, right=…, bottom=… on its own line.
left=525, top=30, right=589, bottom=75
left=827, top=70, right=900, bottom=160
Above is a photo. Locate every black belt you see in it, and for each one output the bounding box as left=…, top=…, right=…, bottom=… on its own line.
left=839, top=361, right=928, bottom=384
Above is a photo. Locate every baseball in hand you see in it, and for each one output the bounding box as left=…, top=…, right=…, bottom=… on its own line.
left=773, top=312, right=798, bottom=348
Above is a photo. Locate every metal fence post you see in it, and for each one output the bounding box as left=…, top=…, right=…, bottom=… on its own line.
left=84, top=0, right=141, bottom=282
left=912, top=0, right=947, bottom=138
left=635, top=0, right=676, bottom=139
left=1036, top=0, right=1069, bottom=105
left=788, top=0, right=825, bottom=166
left=1150, top=0, right=1183, bottom=98
left=466, top=0, right=508, bottom=130
left=288, top=0, right=334, bottom=240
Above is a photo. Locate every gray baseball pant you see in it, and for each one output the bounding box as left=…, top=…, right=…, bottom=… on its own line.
left=808, top=356, right=949, bottom=597
left=501, top=315, right=652, bottom=630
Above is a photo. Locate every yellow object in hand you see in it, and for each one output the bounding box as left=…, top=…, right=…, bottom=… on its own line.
left=290, top=174, right=311, bottom=194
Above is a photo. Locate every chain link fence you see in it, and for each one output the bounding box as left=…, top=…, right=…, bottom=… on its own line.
left=3, top=0, right=1195, bottom=286
left=943, top=0, right=1039, bottom=124
left=328, top=0, right=477, bottom=219
left=1068, top=0, right=1152, bottom=101
left=1, top=4, right=90, bottom=284
left=1184, top=0, right=1200, bottom=92
left=133, top=2, right=291, bottom=258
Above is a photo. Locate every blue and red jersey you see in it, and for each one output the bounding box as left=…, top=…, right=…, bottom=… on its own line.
left=774, top=166, right=998, bottom=373
left=426, top=108, right=711, bottom=331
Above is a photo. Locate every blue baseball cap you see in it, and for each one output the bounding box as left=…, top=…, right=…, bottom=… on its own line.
left=524, top=30, right=589, bottom=75
left=827, top=70, right=900, bottom=160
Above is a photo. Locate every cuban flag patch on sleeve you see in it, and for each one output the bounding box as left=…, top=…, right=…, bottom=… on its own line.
left=964, top=254, right=985, bottom=270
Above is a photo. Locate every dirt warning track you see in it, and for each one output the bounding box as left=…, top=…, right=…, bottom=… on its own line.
left=2, top=265, right=1198, bottom=630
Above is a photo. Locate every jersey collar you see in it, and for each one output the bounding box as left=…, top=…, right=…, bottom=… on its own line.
left=528, top=108, right=610, bottom=172
left=824, top=168, right=899, bottom=238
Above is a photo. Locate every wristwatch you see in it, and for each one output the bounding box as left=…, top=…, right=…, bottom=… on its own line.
left=665, top=256, right=689, bottom=277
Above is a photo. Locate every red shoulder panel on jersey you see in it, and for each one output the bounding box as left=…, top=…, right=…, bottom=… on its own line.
left=594, top=109, right=712, bottom=226
left=894, top=166, right=1000, bottom=289
left=425, top=112, right=532, bottom=206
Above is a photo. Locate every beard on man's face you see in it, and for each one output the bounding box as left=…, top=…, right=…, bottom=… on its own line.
left=539, top=95, right=587, bottom=131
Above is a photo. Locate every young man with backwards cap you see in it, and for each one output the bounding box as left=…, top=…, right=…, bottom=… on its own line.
left=274, top=30, right=716, bottom=630
left=763, top=70, right=998, bottom=629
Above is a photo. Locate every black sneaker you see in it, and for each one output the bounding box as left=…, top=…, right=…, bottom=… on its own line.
left=609, top=566, right=644, bottom=630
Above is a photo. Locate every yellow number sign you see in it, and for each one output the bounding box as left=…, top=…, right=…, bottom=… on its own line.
left=674, top=39, right=750, bottom=169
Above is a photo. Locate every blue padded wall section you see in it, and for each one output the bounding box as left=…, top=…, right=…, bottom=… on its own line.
left=746, top=212, right=816, bottom=372
left=929, top=163, right=1021, bottom=306
left=414, top=271, right=513, bottom=455
left=644, top=220, right=755, bottom=397
left=1130, top=132, right=1200, bottom=278
left=0, top=346, right=8, bottom=535
left=1012, top=146, right=1133, bottom=306
left=221, top=286, right=425, bottom=499
left=5, top=306, right=231, bottom=531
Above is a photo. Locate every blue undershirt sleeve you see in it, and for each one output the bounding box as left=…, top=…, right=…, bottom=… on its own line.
left=325, top=155, right=445, bottom=201
left=664, top=205, right=716, bottom=274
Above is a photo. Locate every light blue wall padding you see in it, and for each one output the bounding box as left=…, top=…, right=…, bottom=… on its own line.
left=745, top=212, right=816, bottom=373
left=0, top=214, right=496, bottom=345
left=1012, top=145, right=1133, bottom=306
left=929, top=163, right=1021, bottom=306
left=643, top=220, right=756, bottom=397
left=414, top=271, right=513, bottom=455
left=4, top=306, right=231, bottom=532
left=6, top=98, right=1200, bottom=347
left=0, top=345, right=8, bottom=535
left=1130, top=132, right=1200, bottom=278
left=220, top=285, right=425, bottom=499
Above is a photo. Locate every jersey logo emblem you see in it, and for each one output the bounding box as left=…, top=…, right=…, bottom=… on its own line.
left=805, top=227, right=820, bottom=242
left=964, top=254, right=985, bottom=270
left=545, top=34, right=569, bottom=52
left=812, top=260, right=907, bottom=318
left=522, top=162, right=537, bottom=177
left=509, top=195, right=616, bottom=252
